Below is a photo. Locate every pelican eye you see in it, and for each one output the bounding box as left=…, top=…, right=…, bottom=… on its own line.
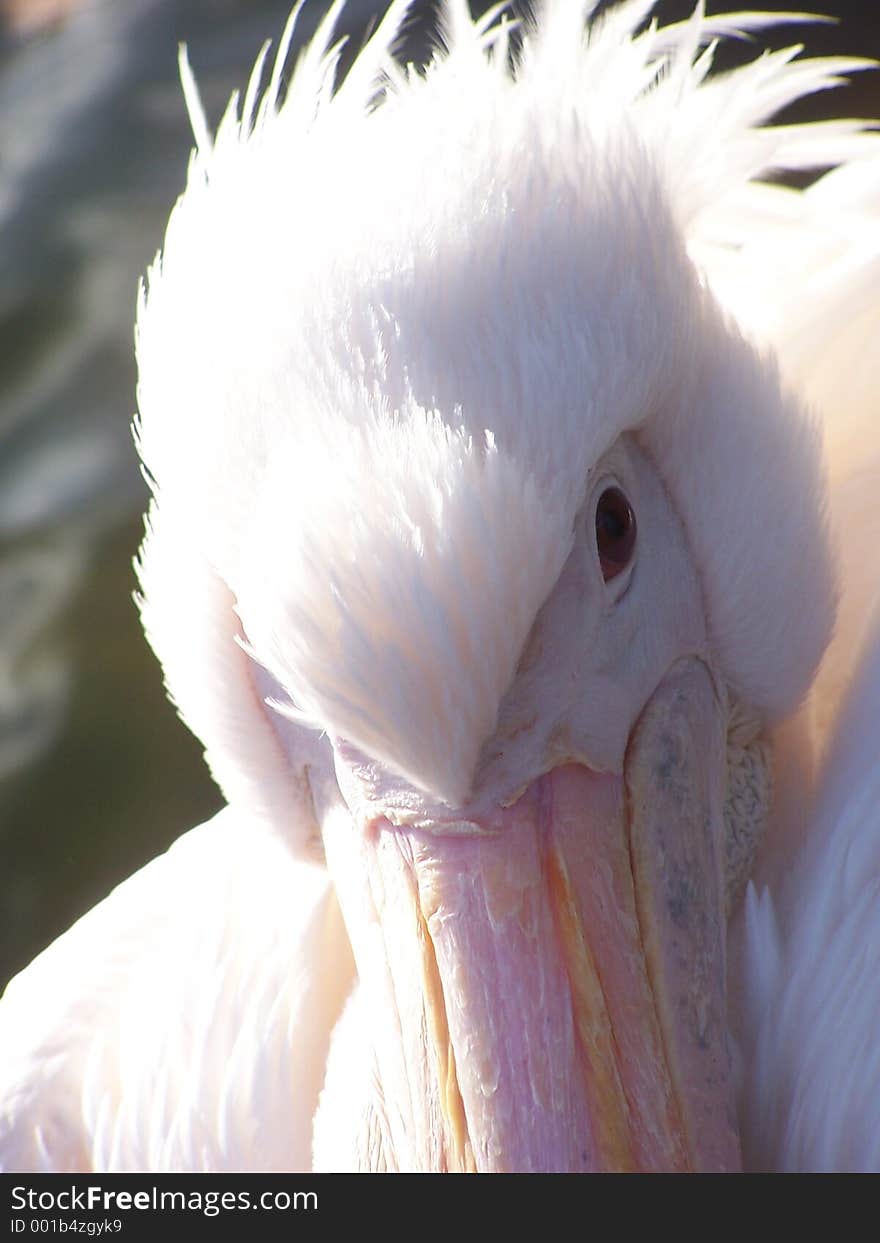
left=595, top=486, right=636, bottom=582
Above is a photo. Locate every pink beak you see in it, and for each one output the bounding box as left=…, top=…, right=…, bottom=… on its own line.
left=323, top=658, right=740, bottom=1172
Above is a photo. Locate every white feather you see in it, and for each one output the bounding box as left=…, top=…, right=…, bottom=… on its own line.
left=2, top=0, right=879, bottom=1174
left=736, top=606, right=880, bottom=1171
left=0, top=809, right=353, bottom=1171
left=135, top=0, right=852, bottom=809
left=725, top=136, right=880, bottom=1172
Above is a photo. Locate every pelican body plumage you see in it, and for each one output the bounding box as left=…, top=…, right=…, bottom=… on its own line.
left=1, top=0, right=879, bottom=1173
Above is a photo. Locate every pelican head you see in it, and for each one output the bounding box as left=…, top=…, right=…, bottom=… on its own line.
left=134, top=0, right=839, bottom=1171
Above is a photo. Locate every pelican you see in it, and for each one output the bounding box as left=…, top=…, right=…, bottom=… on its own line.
left=1, top=0, right=879, bottom=1173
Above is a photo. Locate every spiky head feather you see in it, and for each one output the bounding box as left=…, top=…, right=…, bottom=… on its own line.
left=135, top=0, right=864, bottom=825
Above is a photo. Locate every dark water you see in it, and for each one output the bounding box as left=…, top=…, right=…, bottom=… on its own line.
left=1, top=0, right=878, bottom=991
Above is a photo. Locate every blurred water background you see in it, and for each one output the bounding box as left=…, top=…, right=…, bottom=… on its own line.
left=1, top=0, right=878, bottom=992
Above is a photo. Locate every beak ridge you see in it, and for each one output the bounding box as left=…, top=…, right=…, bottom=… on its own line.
left=323, top=657, right=740, bottom=1172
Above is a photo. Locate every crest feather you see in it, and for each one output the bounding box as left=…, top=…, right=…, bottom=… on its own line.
left=136, top=2, right=876, bottom=814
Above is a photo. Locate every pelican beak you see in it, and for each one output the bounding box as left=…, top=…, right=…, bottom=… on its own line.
left=323, top=657, right=740, bottom=1172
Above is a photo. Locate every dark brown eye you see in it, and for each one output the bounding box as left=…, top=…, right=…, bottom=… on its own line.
left=595, top=487, right=636, bottom=582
